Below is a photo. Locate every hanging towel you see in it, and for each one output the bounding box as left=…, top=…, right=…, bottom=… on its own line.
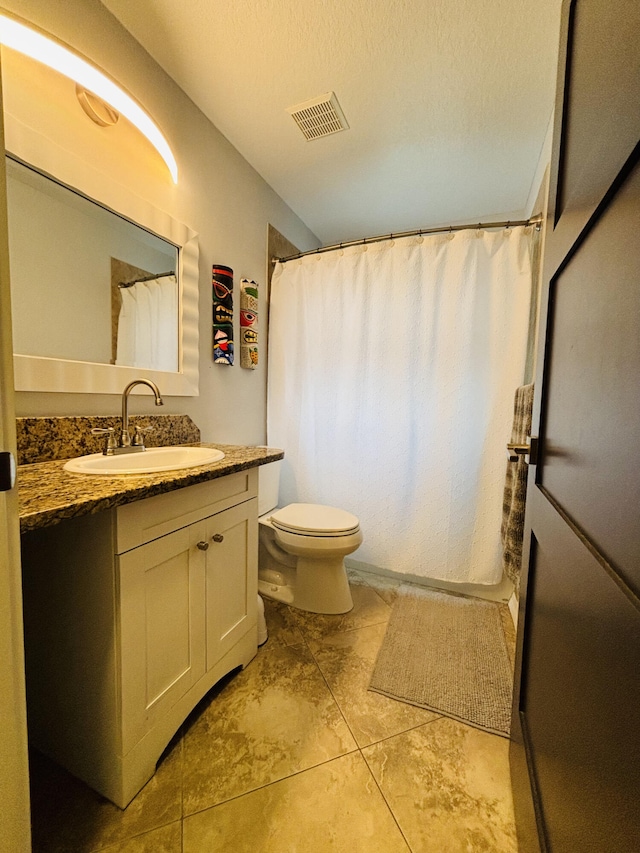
left=501, top=383, right=534, bottom=598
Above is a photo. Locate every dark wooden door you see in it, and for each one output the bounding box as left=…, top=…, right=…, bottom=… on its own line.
left=510, top=2, right=640, bottom=852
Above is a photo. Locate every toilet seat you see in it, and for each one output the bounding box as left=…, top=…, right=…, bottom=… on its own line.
left=270, top=503, right=360, bottom=537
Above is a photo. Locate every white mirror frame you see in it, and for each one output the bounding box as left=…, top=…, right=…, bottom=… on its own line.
left=6, top=118, right=199, bottom=396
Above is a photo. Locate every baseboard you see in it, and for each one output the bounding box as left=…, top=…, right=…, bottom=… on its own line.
left=345, top=559, right=514, bottom=603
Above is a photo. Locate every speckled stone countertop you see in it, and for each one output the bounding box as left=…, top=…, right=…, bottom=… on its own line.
left=18, top=443, right=283, bottom=534
left=16, top=414, right=201, bottom=465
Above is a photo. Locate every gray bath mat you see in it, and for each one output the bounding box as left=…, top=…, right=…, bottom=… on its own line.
left=369, top=586, right=513, bottom=737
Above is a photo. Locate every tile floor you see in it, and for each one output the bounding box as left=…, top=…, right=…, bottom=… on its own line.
left=29, top=570, right=519, bottom=853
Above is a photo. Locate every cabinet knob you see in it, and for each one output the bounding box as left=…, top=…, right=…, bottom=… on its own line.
left=211, top=533, right=224, bottom=543
left=196, top=541, right=209, bottom=551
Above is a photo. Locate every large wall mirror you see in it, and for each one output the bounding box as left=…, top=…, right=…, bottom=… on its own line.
left=4, top=123, right=199, bottom=396
left=8, top=156, right=180, bottom=371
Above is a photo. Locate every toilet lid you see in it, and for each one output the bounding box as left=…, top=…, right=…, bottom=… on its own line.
left=270, top=503, right=360, bottom=536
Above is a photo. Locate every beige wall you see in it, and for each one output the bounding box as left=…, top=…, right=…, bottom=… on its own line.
left=1, top=0, right=319, bottom=444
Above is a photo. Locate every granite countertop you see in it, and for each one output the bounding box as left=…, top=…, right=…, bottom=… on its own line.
left=18, top=443, right=284, bottom=534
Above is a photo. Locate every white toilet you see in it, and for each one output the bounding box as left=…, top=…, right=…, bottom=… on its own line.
left=258, top=462, right=362, bottom=614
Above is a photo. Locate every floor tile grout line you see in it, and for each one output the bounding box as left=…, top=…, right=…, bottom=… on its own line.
left=292, top=613, right=393, bottom=647
left=290, top=592, right=398, bottom=743
left=358, top=576, right=394, bottom=606
left=179, top=590, right=423, bottom=838
left=305, top=642, right=414, bottom=751
left=181, top=618, right=363, bottom=822
left=180, top=747, right=362, bottom=821
left=296, top=610, right=446, bottom=754
left=359, top=748, right=415, bottom=853
left=277, top=593, right=457, bottom=754
left=86, top=818, right=183, bottom=853
left=359, top=714, right=445, bottom=751
left=184, top=588, right=434, bottom=842
left=179, top=639, right=359, bottom=820
left=299, top=572, right=420, bottom=852
left=180, top=595, right=391, bottom=825
left=302, top=625, right=363, bottom=749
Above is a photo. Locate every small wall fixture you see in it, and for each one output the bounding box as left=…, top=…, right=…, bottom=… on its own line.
left=76, top=85, right=119, bottom=127
left=0, top=14, right=178, bottom=182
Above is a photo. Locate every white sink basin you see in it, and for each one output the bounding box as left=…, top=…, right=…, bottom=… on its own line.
left=63, top=446, right=225, bottom=475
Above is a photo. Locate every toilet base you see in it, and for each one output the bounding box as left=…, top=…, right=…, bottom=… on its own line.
left=258, top=558, right=354, bottom=614
left=257, top=594, right=269, bottom=646
left=294, top=556, right=354, bottom=614
left=258, top=576, right=294, bottom=606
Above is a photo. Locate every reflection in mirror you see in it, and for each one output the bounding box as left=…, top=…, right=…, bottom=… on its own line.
left=6, top=157, right=180, bottom=373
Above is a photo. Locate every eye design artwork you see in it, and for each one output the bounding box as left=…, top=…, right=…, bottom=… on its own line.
left=213, top=280, right=232, bottom=301
left=212, top=265, right=234, bottom=365
left=240, top=278, right=259, bottom=369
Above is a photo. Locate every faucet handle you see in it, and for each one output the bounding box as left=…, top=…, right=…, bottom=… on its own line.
left=91, top=427, right=118, bottom=455
left=132, top=425, right=154, bottom=447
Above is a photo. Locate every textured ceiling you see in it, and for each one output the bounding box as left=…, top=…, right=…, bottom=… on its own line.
left=100, top=0, right=562, bottom=244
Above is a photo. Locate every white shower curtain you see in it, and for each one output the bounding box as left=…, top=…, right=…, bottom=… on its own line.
left=268, top=227, right=533, bottom=585
left=116, top=274, right=178, bottom=371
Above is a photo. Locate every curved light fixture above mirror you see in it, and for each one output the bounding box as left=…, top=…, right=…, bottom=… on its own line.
left=0, top=14, right=178, bottom=183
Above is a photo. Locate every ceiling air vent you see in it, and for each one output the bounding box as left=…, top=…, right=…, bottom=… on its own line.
left=287, top=92, right=349, bottom=140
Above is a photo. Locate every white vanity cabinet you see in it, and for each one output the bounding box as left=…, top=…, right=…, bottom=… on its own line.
left=21, top=468, right=258, bottom=808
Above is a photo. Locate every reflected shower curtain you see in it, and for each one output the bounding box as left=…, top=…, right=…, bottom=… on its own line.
left=116, top=274, right=178, bottom=371
left=268, top=227, right=533, bottom=584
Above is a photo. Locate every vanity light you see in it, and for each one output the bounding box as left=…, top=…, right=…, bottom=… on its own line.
left=0, top=14, right=178, bottom=183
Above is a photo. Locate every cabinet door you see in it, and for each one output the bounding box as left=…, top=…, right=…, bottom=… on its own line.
left=205, top=498, right=258, bottom=667
left=119, top=522, right=207, bottom=753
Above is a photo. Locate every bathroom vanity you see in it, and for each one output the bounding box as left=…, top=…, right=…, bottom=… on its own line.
left=18, top=443, right=282, bottom=808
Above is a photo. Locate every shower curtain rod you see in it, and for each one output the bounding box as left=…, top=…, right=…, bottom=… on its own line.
left=272, top=216, right=543, bottom=264
left=118, top=270, right=175, bottom=288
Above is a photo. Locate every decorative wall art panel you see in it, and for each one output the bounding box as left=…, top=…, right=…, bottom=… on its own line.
left=212, top=265, right=234, bottom=365
left=240, top=278, right=259, bottom=369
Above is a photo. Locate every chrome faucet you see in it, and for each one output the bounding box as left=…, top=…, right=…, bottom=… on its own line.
left=120, top=379, right=163, bottom=450
left=91, top=379, right=163, bottom=455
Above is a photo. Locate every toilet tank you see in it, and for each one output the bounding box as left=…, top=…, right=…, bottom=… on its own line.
left=258, top=460, right=281, bottom=516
